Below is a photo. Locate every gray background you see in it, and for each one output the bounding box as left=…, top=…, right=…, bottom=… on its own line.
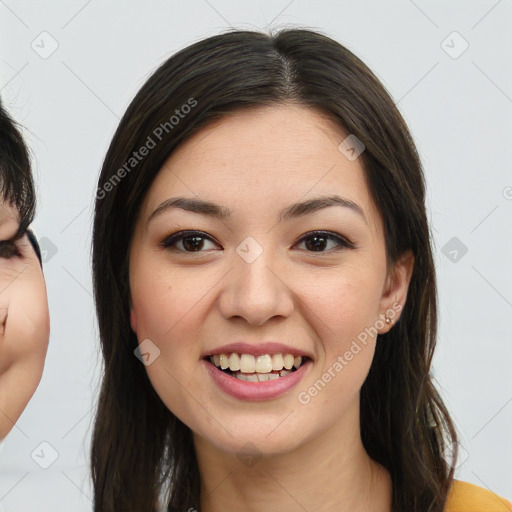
left=0, top=0, right=511, bottom=510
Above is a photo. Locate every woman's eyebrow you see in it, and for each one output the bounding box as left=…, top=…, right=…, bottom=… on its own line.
left=148, top=195, right=368, bottom=225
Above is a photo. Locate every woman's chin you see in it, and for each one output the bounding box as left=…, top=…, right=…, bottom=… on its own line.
left=192, top=421, right=309, bottom=461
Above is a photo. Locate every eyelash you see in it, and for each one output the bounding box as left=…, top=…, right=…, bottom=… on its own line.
left=160, top=230, right=355, bottom=254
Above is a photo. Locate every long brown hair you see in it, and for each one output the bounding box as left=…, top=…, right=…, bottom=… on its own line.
left=91, top=28, right=458, bottom=512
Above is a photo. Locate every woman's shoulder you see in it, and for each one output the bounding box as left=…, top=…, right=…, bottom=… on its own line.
left=445, top=479, right=512, bottom=511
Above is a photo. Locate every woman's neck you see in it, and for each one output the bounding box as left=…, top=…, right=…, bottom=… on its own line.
left=193, top=399, right=392, bottom=512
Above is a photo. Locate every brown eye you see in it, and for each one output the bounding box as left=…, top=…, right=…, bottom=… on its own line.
left=294, top=231, right=355, bottom=253
left=161, top=230, right=219, bottom=253
left=0, top=240, right=21, bottom=259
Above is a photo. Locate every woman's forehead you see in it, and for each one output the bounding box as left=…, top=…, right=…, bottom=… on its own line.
left=147, top=107, right=365, bottom=201
left=140, top=105, right=381, bottom=235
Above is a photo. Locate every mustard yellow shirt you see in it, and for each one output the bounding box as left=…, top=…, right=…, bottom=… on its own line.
left=445, top=480, right=512, bottom=511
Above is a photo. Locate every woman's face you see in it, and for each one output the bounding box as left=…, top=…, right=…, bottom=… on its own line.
left=0, top=201, right=50, bottom=439
left=129, top=104, right=413, bottom=457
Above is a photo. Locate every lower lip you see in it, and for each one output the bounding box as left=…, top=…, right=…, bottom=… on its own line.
left=202, top=359, right=312, bottom=401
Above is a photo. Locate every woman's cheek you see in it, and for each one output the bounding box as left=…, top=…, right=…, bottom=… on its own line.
left=133, top=280, right=190, bottom=341
left=131, top=275, right=202, bottom=379
left=0, top=284, right=49, bottom=372
left=304, top=271, right=378, bottom=330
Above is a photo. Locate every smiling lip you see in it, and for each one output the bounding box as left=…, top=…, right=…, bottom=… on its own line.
left=202, top=358, right=312, bottom=401
left=202, top=342, right=313, bottom=359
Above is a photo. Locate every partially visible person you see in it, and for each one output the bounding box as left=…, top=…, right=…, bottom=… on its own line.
left=0, top=96, right=49, bottom=441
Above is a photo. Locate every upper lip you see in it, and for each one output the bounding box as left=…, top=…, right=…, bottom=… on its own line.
left=203, top=342, right=314, bottom=360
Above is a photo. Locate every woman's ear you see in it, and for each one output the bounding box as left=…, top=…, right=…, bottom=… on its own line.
left=378, top=250, right=415, bottom=331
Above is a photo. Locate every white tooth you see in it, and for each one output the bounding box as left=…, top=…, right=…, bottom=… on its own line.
left=257, top=373, right=269, bottom=382
left=255, top=354, right=272, bottom=373
left=229, top=353, right=241, bottom=371
left=280, top=369, right=291, bottom=377
left=240, top=354, right=256, bottom=373
left=283, top=354, right=294, bottom=370
left=213, top=354, right=220, bottom=366
left=268, top=373, right=279, bottom=380
left=271, top=353, right=284, bottom=370
left=219, top=353, right=229, bottom=370
left=293, top=356, right=302, bottom=369
left=246, top=373, right=258, bottom=382
left=236, top=373, right=247, bottom=381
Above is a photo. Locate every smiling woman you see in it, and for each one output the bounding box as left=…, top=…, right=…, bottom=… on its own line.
left=90, top=29, right=511, bottom=512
